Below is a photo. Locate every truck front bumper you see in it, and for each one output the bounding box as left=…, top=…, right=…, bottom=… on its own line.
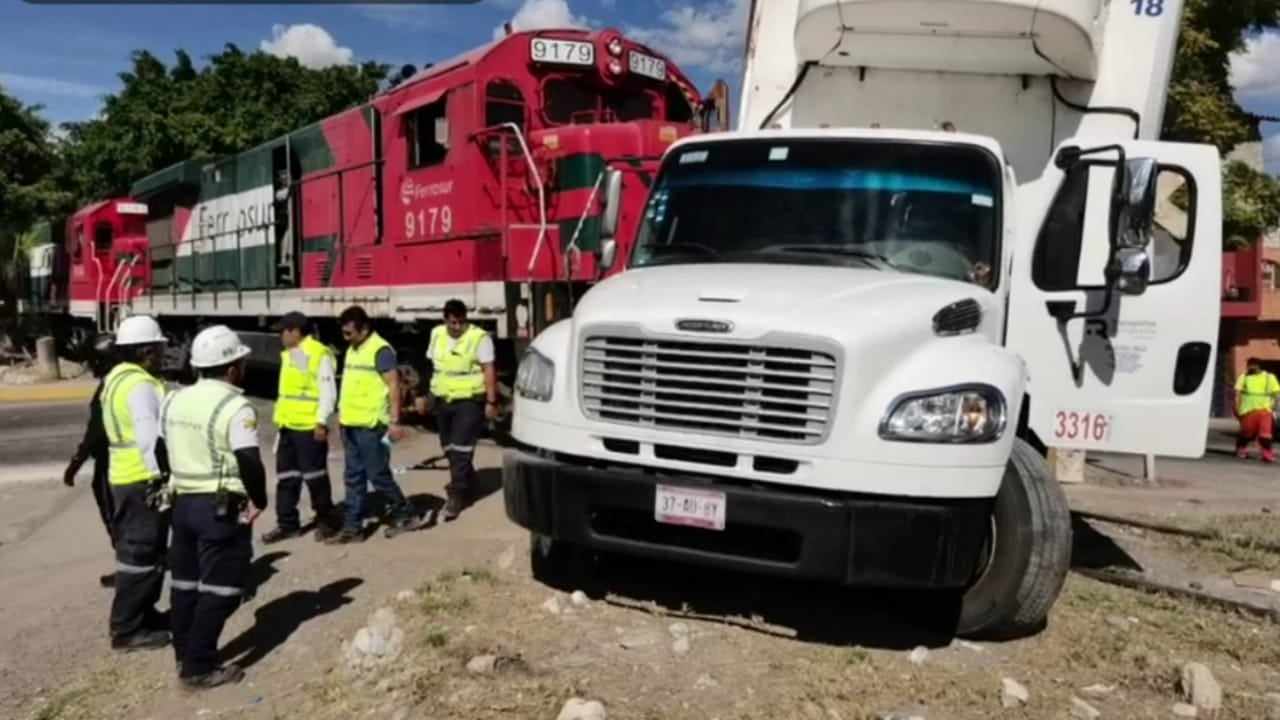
left=503, top=448, right=993, bottom=589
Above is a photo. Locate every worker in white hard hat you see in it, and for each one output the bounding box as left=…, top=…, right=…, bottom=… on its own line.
left=102, top=314, right=172, bottom=653
left=159, top=324, right=267, bottom=690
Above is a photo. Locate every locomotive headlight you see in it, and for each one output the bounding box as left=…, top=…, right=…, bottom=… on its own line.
left=879, top=385, right=1005, bottom=443
left=607, top=37, right=623, bottom=56
left=608, top=59, right=623, bottom=75
left=515, top=347, right=555, bottom=402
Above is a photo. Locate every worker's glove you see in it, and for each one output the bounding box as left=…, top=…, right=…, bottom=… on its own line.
left=145, top=475, right=173, bottom=513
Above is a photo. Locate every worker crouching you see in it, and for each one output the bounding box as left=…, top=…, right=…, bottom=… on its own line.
left=161, top=325, right=268, bottom=689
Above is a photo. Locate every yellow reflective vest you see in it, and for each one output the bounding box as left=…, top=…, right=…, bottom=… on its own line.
left=274, top=335, right=333, bottom=431
left=162, top=379, right=252, bottom=497
left=1236, top=371, right=1280, bottom=416
left=102, top=362, right=166, bottom=486
left=429, top=324, right=487, bottom=402
left=339, top=331, right=392, bottom=428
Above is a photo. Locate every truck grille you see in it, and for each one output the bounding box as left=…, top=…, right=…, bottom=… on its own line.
left=580, top=336, right=838, bottom=443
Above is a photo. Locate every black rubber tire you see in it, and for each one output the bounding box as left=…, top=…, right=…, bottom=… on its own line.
left=529, top=532, right=591, bottom=591
left=956, top=438, right=1073, bottom=640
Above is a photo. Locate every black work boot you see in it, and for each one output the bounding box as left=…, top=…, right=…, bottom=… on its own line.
left=444, top=493, right=464, bottom=522
left=180, top=664, right=245, bottom=691
left=112, top=629, right=171, bottom=653
left=313, top=512, right=343, bottom=542
left=261, top=526, right=300, bottom=544
left=324, top=527, right=364, bottom=545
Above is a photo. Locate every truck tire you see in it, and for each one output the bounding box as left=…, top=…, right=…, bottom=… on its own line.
left=956, top=438, right=1072, bottom=640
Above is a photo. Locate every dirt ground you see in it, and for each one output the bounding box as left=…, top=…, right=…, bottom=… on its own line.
left=7, top=404, right=1280, bottom=720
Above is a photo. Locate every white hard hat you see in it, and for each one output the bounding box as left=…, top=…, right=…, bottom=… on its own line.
left=115, top=315, right=166, bottom=346
left=189, top=325, right=252, bottom=369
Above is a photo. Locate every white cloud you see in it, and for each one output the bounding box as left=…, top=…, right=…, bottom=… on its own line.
left=0, top=72, right=104, bottom=99
left=260, top=23, right=354, bottom=69
left=1231, top=30, right=1280, bottom=98
left=494, top=0, right=591, bottom=40
left=625, top=0, right=749, bottom=76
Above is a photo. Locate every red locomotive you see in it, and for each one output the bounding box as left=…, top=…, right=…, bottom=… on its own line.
left=23, top=27, right=729, bottom=392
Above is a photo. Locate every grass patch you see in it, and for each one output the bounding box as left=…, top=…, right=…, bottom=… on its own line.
left=30, top=687, right=89, bottom=720
left=425, top=626, right=449, bottom=648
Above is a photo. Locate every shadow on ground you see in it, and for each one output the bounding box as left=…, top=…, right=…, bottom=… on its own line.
left=1069, top=514, right=1144, bottom=573
left=220, top=577, right=363, bottom=670
left=553, top=551, right=962, bottom=651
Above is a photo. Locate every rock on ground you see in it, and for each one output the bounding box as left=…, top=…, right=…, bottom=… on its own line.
left=1070, top=697, right=1101, bottom=719
left=907, top=646, right=929, bottom=665
left=542, top=596, right=565, bottom=615
left=466, top=655, right=497, bottom=674
left=557, top=697, right=607, bottom=720
left=1180, top=662, right=1223, bottom=714
left=395, top=590, right=418, bottom=603
left=1001, top=677, right=1029, bottom=708
left=672, top=635, right=691, bottom=656
left=570, top=590, right=590, bottom=607
left=1172, top=703, right=1198, bottom=718
left=1081, top=684, right=1115, bottom=697
left=344, top=607, right=404, bottom=671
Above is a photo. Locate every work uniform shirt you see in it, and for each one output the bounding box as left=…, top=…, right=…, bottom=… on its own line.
left=125, top=380, right=165, bottom=478
left=1235, top=371, right=1280, bottom=416
left=284, top=344, right=337, bottom=427
left=426, top=329, right=495, bottom=367
left=159, top=381, right=265, bottom=506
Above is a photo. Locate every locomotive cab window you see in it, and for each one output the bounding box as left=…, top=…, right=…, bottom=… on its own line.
left=485, top=79, right=526, bottom=130
left=94, top=222, right=114, bottom=252
left=665, top=84, right=694, bottom=123
left=544, top=78, right=596, bottom=125
left=407, top=96, right=449, bottom=169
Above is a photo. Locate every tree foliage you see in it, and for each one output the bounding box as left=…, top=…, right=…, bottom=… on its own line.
left=0, top=89, right=72, bottom=245
left=59, top=45, right=388, bottom=203
left=1164, top=0, right=1280, bottom=246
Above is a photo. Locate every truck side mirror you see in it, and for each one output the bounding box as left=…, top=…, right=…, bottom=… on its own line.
left=600, top=168, right=623, bottom=239
left=1115, top=157, right=1159, bottom=249
left=600, top=238, right=618, bottom=272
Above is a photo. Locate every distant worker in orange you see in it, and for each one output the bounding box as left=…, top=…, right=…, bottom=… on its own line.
left=1234, top=359, right=1280, bottom=462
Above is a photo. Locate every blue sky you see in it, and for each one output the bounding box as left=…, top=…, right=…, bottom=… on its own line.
left=0, top=0, right=1277, bottom=172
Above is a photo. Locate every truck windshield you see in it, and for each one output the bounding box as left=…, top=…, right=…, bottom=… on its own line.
left=631, top=139, right=1001, bottom=287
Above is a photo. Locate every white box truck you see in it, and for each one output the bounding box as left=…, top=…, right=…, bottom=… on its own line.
left=503, top=0, right=1222, bottom=638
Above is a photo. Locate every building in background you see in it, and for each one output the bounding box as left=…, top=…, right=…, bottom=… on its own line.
left=1215, top=141, right=1280, bottom=417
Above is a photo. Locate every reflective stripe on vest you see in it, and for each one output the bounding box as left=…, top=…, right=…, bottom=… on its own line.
left=429, top=325, right=487, bottom=402
left=162, top=379, right=250, bottom=497
left=338, top=331, right=391, bottom=428
left=103, top=363, right=164, bottom=486
left=273, top=335, right=332, bottom=431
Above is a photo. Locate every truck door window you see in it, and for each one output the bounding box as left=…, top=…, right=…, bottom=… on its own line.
left=1032, top=163, right=1196, bottom=290
left=485, top=79, right=525, bottom=130
left=407, top=96, right=448, bottom=169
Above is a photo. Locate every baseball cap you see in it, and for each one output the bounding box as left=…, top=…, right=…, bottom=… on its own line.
left=272, top=311, right=309, bottom=332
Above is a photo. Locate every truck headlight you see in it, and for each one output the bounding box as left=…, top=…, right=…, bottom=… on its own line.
left=879, top=385, right=1006, bottom=443
left=514, top=348, right=555, bottom=401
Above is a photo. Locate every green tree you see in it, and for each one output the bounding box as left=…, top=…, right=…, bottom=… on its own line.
left=1164, top=0, right=1280, bottom=248
left=59, top=45, right=388, bottom=203
left=0, top=88, right=72, bottom=244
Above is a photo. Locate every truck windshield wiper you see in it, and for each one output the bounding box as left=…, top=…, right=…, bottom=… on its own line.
left=751, top=244, right=896, bottom=268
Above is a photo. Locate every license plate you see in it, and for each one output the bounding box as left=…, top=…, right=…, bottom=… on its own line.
left=629, top=51, right=666, bottom=81
left=655, top=484, right=726, bottom=531
left=530, top=38, right=595, bottom=66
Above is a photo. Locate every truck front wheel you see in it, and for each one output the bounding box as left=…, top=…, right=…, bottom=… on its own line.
left=955, top=438, right=1072, bottom=640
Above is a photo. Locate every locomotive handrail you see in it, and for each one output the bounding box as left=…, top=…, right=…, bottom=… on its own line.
left=565, top=169, right=606, bottom=276
left=476, top=123, right=546, bottom=276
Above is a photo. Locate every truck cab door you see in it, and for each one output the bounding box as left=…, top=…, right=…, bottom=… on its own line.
left=1005, top=139, right=1222, bottom=457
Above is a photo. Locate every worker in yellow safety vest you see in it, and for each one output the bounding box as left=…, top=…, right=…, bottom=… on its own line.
left=102, top=314, right=172, bottom=652
left=261, top=311, right=341, bottom=543
left=426, top=299, right=499, bottom=521
left=1235, top=359, right=1280, bottom=463
left=326, top=305, right=421, bottom=544
left=160, top=324, right=268, bottom=690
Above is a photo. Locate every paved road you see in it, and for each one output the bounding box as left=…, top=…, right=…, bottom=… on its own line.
left=0, top=399, right=90, bottom=469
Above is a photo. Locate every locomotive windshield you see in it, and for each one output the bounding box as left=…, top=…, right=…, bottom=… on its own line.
left=542, top=77, right=661, bottom=124
left=631, top=138, right=1003, bottom=288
